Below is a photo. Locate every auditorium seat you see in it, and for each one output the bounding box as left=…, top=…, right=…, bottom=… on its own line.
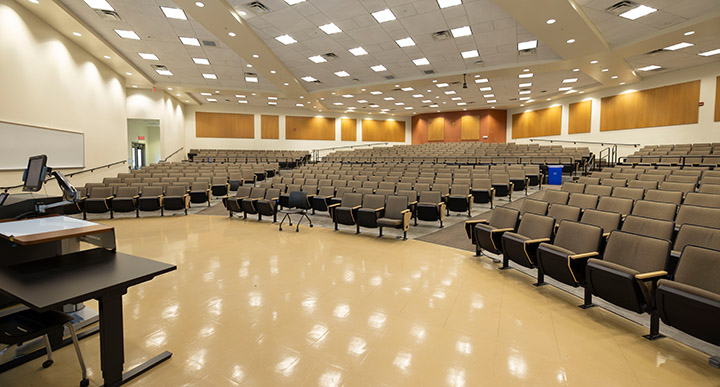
left=164, top=185, right=191, bottom=215
left=137, top=186, right=164, bottom=216
left=329, top=193, right=363, bottom=231
left=416, top=191, right=446, bottom=228
left=189, top=182, right=211, bottom=206
left=683, top=192, right=720, bottom=208
left=580, top=209, right=622, bottom=238
left=377, top=196, right=412, bottom=240
left=675, top=205, right=720, bottom=230
left=567, top=193, right=599, bottom=211
left=241, top=187, right=266, bottom=219
left=596, top=196, right=633, bottom=217
left=548, top=204, right=582, bottom=225
left=357, top=194, right=386, bottom=234
left=465, top=206, right=519, bottom=257
left=519, top=199, right=549, bottom=218
left=111, top=187, right=139, bottom=217
left=543, top=190, right=569, bottom=205
left=470, top=178, right=494, bottom=207
left=83, top=187, right=114, bottom=219
left=447, top=184, right=473, bottom=217
left=491, top=174, right=513, bottom=201
left=611, top=187, right=644, bottom=201
left=501, top=213, right=555, bottom=270
left=561, top=182, right=585, bottom=193
left=644, top=189, right=683, bottom=205
left=584, top=185, right=613, bottom=197
left=628, top=180, right=659, bottom=191
left=621, top=215, right=674, bottom=241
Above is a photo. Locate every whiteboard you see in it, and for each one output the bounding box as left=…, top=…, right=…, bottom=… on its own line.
left=0, top=121, right=84, bottom=170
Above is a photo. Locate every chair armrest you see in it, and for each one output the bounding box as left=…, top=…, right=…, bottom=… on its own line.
left=490, top=227, right=514, bottom=233
left=569, top=252, right=599, bottom=260
left=602, top=232, right=610, bottom=238
left=270, top=197, right=279, bottom=201
left=635, top=271, right=668, bottom=281
left=374, top=207, right=385, bottom=212
left=351, top=205, right=361, bottom=210
left=400, top=209, right=411, bottom=214
left=408, top=200, right=418, bottom=206
left=327, top=203, right=341, bottom=209
left=465, top=219, right=488, bottom=226
left=524, top=238, right=550, bottom=244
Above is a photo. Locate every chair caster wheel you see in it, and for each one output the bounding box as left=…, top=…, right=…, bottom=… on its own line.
left=42, top=360, right=54, bottom=368
left=310, top=224, right=313, bottom=228
left=80, top=378, right=90, bottom=387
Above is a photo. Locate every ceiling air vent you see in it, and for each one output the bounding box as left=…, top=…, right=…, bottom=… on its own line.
left=244, top=72, right=257, bottom=77
left=247, top=1, right=271, bottom=14
left=384, top=75, right=396, bottom=80
left=322, top=53, right=339, bottom=61
left=509, top=97, right=518, bottom=101
left=605, top=1, right=638, bottom=16
left=645, top=48, right=664, bottom=56
left=423, top=70, right=435, bottom=75
left=202, top=40, right=217, bottom=47
left=312, top=80, right=323, bottom=84
left=151, top=64, right=170, bottom=71
left=432, top=30, right=451, bottom=41
left=518, top=48, right=536, bottom=56
left=94, top=9, right=123, bottom=21
left=474, top=60, right=484, bottom=66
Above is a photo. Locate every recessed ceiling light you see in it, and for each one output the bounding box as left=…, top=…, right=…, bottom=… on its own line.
left=422, top=100, right=432, bottom=103
left=461, top=50, right=479, bottom=59
left=334, top=71, right=350, bottom=77
left=235, top=94, right=245, bottom=98
left=283, top=82, right=289, bottom=86
left=457, top=102, right=467, bottom=106
left=296, top=103, right=304, bottom=107
left=275, top=34, right=297, bottom=45
left=590, top=60, right=598, bottom=64
left=342, top=94, right=354, bottom=98
left=72, top=32, right=82, bottom=37
left=437, top=0, right=462, bottom=9
left=479, top=86, right=492, bottom=91
left=237, top=100, right=248, bottom=103
left=371, top=65, right=387, bottom=72
left=370, top=104, right=380, bottom=108
left=620, top=82, right=626, bottom=85
left=200, top=92, right=212, bottom=96
left=698, top=48, right=720, bottom=57
left=566, top=39, right=575, bottom=44
left=637, top=65, right=661, bottom=71
left=349, top=47, right=368, bottom=56
left=270, top=70, right=277, bottom=74
left=138, top=52, right=158, bottom=60
left=203, top=73, right=217, bottom=79
left=284, top=0, right=306, bottom=4
left=601, top=68, right=609, bottom=72
left=395, top=102, right=405, bottom=106
left=558, top=87, right=571, bottom=91
left=488, top=100, right=496, bottom=104
left=562, top=78, right=578, bottom=83
left=451, top=97, right=462, bottom=101
left=475, top=78, right=488, bottom=83
left=451, top=26, right=471, bottom=38
left=445, top=91, right=456, bottom=95
left=253, top=54, right=259, bottom=58
left=413, top=58, right=430, bottom=66
left=546, top=19, right=556, bottom=24
left=156, top=69, right=173, bottom=76
left=517, top=40, right=537, bottom=50
left=308, top=55, right=327, bottom=63
left=519, top=97, right=530, bottom=101
left=383, top=97, right=395, bottom=101
left=206, top=98, right=217, bottom=102
left=192, top=57, right=209, bottom=65
left=519, top=90, right=531, bottom=95
left=518, top=73, right=533, bottom=78
left=268, top=102, right=277, bottom=105
left=302, top=76, right=318, bottom=82
left=115, top=30, right=140, bottom=40
left=333, top=102, right=343, bottom=106
left=228, top=32, right=236, bottom=37
left=395, top=37, right=415, bottom=48
left=84, top=0, right=113, bottom=11
left=319, top=23, right=342, bottom=35
left=195, top=2, right=204, bottom=7
left=405, top=107, right=414, bottom=110
left=519, top=83, right=532, bottom=87
left=268, top=96, right=278, bottom=100
left=244, top=76, right=258, bottom=82
left=179, top=36, right=199, bottom=46
left=370, top=91, right=382, bottom=95
left=684, top=31, right=695, bottom=36
left=372, top=9, right=396, bottom=23
left=103, top=55, right=111, bottom=59
left=160, top=6, right=187, bottom=20
left=436, top=83, right=449, bottom=88
left=401, top=87, right=414, bottom=91
left=573, top=68, right=580, bottom=72
left=412, top=94, right=423, bottom=98
left=619, top=5, right=656, bottom=20
left=664, top=42, right=694, bottom=51
left=611, top=75, right=618, bottom=79
left=125, top=72, right=132, bottom=76
left=483, top=94, right=495, bottom=98
left=358, top=99, right=368, bottom=103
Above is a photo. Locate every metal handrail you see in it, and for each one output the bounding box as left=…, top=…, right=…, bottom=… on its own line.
left=163, top=147, right=184, bottom=162
left=311, top=142, right=390, bottom=163
left=1, top=159, right=127, bottom=191
left=528, top=138, right=640, bottom=147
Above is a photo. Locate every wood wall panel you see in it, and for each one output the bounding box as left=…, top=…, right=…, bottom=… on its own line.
left=568, top=100, right=592, bottom=134
left=600, top=80, right=700, bottom=131
left=341, top=118, right=357, bottom=141
left=428, top=117, right=445, bottom=141
left=461, top=115, right=480, bottom=140
left=362, top=119, right=405, bottom=142
left=260, top=115, right=279, bottom=139
left=715, top=76, right=720, bottom=122
left=285, top=116, right=335, bottom=140
left=195, top=112, right=254, bottom=138
left=511, top=106, right=562, bottom=139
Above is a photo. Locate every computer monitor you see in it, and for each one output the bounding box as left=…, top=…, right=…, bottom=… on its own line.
left=22, top=155, right=47, bottom=192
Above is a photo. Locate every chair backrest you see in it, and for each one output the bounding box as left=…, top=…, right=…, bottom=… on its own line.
left=603, top=231, right=670, bottom=274
left=432, top=183, right=449, bottom=195
left=644, top=189, right=683, bottom=205
left=340, top=192, right=363, bottom=207
left=363, top=181, right=379, bottom=189
left=115, top=186, right=138, bottom=198
left=554, top=220, right=602, bottom=253
left=318, top=186, right=335, bottom=196
left=288, top=191, right=311, bottom=209
left=611, top=187, right=644, bottom=201
left=638, top=174, right=666, bottom=183
left=212, top=177, right=226, bottom=184
left=601, top=178, right=627, bottom=187
left=520, top=199, right=549, bottom=217
left=673, top=245, right=720, bottom=295
left=378, top=182, right=396, bottom=190
left=491, top=174, right=510, bottom=185
left=472, top=178, right=492, bottom=190
left=397, top=190, right=418, bottom=202
left=362, top=194, right=385, bottom=209
left=561, top=182, right=585, bottom=194
left=596, top=196, right=633, bottom=215
left=675, top=205, right=720, bottom=229
left=488, top=207, right=520, bottom=229
left=699, top=183, right=720, bottom=194
left=621, top=215, right=674, bottom=241
left=265, top=188, right=281, bottom=199
left=166, top=186, right=188, bottom=196
left=548, top=204, right=582, bottom=223
left=418, top=191, right=442, bottom=204
left=628, top=180, right=658, bottom=191
left=659, top=181, right=695, bottom=195
left=567, top=193, right=598, bottom=210
left=577, top=176, right=600, bottom=185
left=583, top=185, right=613, bottom=196
left=190, top=182, right=208, bottom=191
left=673, top=224, right=720, bottom=253
left=450, top=184, right=469, bottom=196
left=543, top=190, right=569, bottom=205
left=249, top=187, right=266, bottom=199
left=683, top=192, right=720, bottom=208
left=142, top=186, right=163, bottom=197
left=631, top=200, right=677, bottom=221
left=516, top=213, right=555, bottom=240
left=580, top=209, right=622, bottom=234
left=414, top=183, right=431, bottom=193
left=383, top=195, right=409, bottom=220
left=396, top=182, right=413, bottom=191
left=91, top=186, right=113, bottom=198
left=335, top=186, right=354, bottom=197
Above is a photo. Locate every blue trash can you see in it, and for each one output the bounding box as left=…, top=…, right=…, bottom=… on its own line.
left=548, top=165, right=563, bottom=185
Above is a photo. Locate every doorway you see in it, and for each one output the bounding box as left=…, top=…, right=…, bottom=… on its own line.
left=127, top=119, right=161, bottom=169
left=131, top=142, right=146, bottom=170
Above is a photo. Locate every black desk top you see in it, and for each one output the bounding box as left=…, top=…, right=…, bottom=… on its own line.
left=0, top=248, right=176, bottom=311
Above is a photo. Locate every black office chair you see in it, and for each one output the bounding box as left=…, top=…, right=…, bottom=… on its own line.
left=278, top=191, right=313, bottom=232
left=0, top=309, right=88, bottom=387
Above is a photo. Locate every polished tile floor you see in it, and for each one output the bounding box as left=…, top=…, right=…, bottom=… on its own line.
left=1, top=214, right=718, bottom=386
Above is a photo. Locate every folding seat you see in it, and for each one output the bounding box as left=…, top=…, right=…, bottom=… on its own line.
left=124, top=177, right=141, bottom=186
left=628, top=180, right=658, bottom=191
left=356, top=194, right=387, bottom=234
left=591, top=172, right=613, bottom=179
left=431, top=183, right=450, bottom=204
left=302, top=184, right=318, bottom=196
left=561, top=182, right=585, bottom=193
left=611, top=187, right=644, bottom=201
left=675, top=204, right=720, bottom=230
left=613, top=172, right=637, bottom=181
left=327, top=174, right=340, bottom=180
left=376, top=181, right=394, bottom=192
left=507, top=169, right=528, bottom=194
left=293, top=178, right=306, bottom=186
left=279, top=184, right=302, bottom=208
left=519, top=199, right=549, bottom=219
left=453, top=178, right=471, bottom=186
left=491, top=174, right=513, bottom=200
left=396, top=182, right=413, bottom=191
left=164, top=185, right=192, bottom=215
left=355, top=187, right=374, bottom=195
left=241, top=169, right=257, bottom=185
left=417, top=177, right=434, bottom=185
left=447, top=184, right=473, bottom=217
left=317, top=179, right=332, bottom=188
left=535, top=220, right=604, bottom=296
left=414, top=183, right=431, bottom=194
left=329, top=187, right=354, bottom=206
left=628, top=200, right=676, bottom=221
left=434, top=178, right=452, bottom=187
left=273, top=183, right=287, bottom=193
left=621, top=215, right=674, bottom=241
left=658, top=181, right=695, bottom=197
left=362, top=181, right=379, bottom=191
left=257, top=182, right=272, bottom=189
left=210, top=177, right=229, bottom=197
left=543, top=189, right=569, bottom=205
left=312, top=186, right=336, bottom=213
left=240, top=187, right=266, bottom=219
left=137, top=186, right=164, bottom=216
left=347, top=180, right=363, bottom=190
left=567, top=193, right=598, bottom=211
left=329, top=193, right=363, bottom=231
left=576, top=176, right=600, bottom=185
left=465, top=207, right=519, bottom=257
left=548, top=204, right=582, bottom=225
left=416, top=191, right=446, bottom=228
left=699, top=183, right=720, bottom=194
left=638, top=174, right=666, bottom=184
left=178, top=177, right=195, bottom=186
left=666, top=175, right=698, bottom=185
left=683, top=192, right=720, bottom=208
left=580, top=209, right=622, bottom=238
left=585, top=231, right=671, bottom=339
left=470, top=178, right=494, bottom=207
left=188, top=181, right=211, bottom=206
left=644, top=189, right=683, bottom=205
left=400, top=176, right=416, bottom=184
left=305, top=178, right=319, bottom=188
left=601, top=178, right=627, bottom=188
left=83, top=187, right=113, bottom=219
left=596, top=196, right=633, bottom=217
left=333, top=179, right=348, bottom=188
left=500, top=213, right=555, bottom=270
left=110, top=186, right=139, bottom=217
left=142, top=177, right=160, bottom=186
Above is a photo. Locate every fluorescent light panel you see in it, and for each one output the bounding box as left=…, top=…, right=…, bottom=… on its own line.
left=156, top=69, right=173, bottom=76
left=638, top=65, right=661, bottom=71
left=698, top=49, right=720, bottom=57
left=663, top=42, right=693, bottom=51
left=84, top=0, right=113, bottom=11
left=371, top=65, right=387, bottom=72
left=275, top=34, right=297, bottom=45
left=284, top=0, right=306, bottom=4
left=518, top=73, right=533, bottom=78
left=372, top=9, right=396, bottom=23
left=115, top=30, right=140, bottom=40
left=401, top=87, right=414, bottom=91
left=413, top=58, right=430, bottom=66
left=475, top=78, right=488, bottom=83
left=562, top=78, right=578, bottom=83
left=138, top=53, right=158, bottom=60
left=349, top=47, right=368, bottom=56
left=619, top=5, right=657, bottom=20
left=319, top=23, right=342, bottom=34
left=517, top=40, right=537, bottom=50
left=437, top=0, right=462, bottom=9
left=451, top=26, right=471, bottom=38
left=302, top=76, right=317, bottom=82
left=203, top=73, right=217, bottom=79
left=179, top=36, right=199, bottom=46
left=308, top=55, right=327, bottom=63
left=334, top=71, right=350, bottom=77
left=395, top=37, right=415, bottom=47
left=461, top=50, right=479, bottom=59
left=519, top=83, right=532, bottom=87
left=479, top=87, right=492, bottom=91
left=192, top=57, right=210, bottom=65
left=160, top=7, right=187, bottom=20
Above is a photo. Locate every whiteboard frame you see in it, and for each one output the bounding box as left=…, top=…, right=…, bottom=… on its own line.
left=0, top=120, right=85, bottom=171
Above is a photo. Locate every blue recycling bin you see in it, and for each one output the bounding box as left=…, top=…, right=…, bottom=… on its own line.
left=548, top=165, right=563, bottom=185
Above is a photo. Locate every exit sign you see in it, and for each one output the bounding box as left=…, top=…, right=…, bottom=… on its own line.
left=138, top=136, right=145, bottom=140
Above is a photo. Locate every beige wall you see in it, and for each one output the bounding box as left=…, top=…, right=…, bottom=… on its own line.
left=126, top=89, right=186, bottom=162
left=0, top=0, right=127, bottom=193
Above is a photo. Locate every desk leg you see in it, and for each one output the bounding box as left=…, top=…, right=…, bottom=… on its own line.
left=98, top=292, right=125, bottom=387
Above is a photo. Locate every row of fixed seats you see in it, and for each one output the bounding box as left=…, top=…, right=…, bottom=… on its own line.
left=68, top=185, right=196, bottom=219
left=561, top=181, right=720, bottom=207
left=465, top=204, right=720, bottom=364
left=623, top=143, right=720, bottom=167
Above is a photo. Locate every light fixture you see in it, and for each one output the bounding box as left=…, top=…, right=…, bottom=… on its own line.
left=125, top=72, right=133, bottom=76
left=518, top=73, right=533, bottom=78
left=28, top=0, right=40, bottom=4
left=395, top=102, right=405, bottom=106
left=160, top=7, right=187, bottom=20
left=192, top=57, right=212, bottom=65
left=275, top=34, right=297, bottom=45
left=268, top=96, right=278, bottom=100
left=349, top=47, right=368, bottom=56
left=308, top=55, right=326, bottom=63
left=664, top=42, right=694, bottom=51
left=566, top=39, right=575, bottom=44
left=238, top=100, right=248, bottom=103
left=413, top=94, right=424, bottom=98
left=228, top=32, right=236, bottom=37
left=372, top=9, right=396, bottom=23
left=284, top=0, right=306, bottom=4
left=370, top=91, right=382, bottom=95
left=573, top=68, right=580, bottom=72
left=319, top=23, right=342, bottom=34
left=413, top=58, right=430, bottom=66
left=517, top=40, right=537, bottom=50
left=479, top=87, right=492, bottom=91
left=301, top=76, right=318, bottom=82
left=179, top=36, right=200, bottom=46
left=253, top=54, right=259, bottom=58
left=283, top=82, right=289, bottom=86
left=546, top=19, right=556, bottom=24
left=519, top=83, right=532, bottom=87
left=200, top=92, right=212, bottom=96
left=371, top=65, right=387, bottom=72
left=84, top=0, right=113, bottom=11
left=475, top=78, right=488, bottom=83
left=451, top=97, right=462, bottom=101
left=611, top=75, right=618, bottom=79
left=437, top=0, right=462, bottom=9
left=103, top=55, right=111, bottom=59
left=244, top=76, right=258, bottom=82
left=203, top=73, right=217, bottom=79
left=401, top=87, right=414, bottom=91
left=115, top=30, right=141, bottom=40
left=519, top=97, right=530, bottom=101
left=451, top=26, right=472, bottom=38
left=72, top=32, right=82, bottom=37
left=395, top=37, right=415, bottom=47
left=601, top=68, right=609, bottom=72
left=620, top=82, right=626, bottom=85
left=206, top=98, right=217, bottom=102
left=333, top=102, right=343, bottom=106
left=342, top=94, right=354, bottom=98
left=156, top=69, right=173, bottom=76
left=445, top=91, right=456, bottom=95
left=268, top=102, right=277, bottom=105
left=246, top=64, right=252, bottom=68
left=235, top=94, right=245, bottom=98
left=358, top=99, right=368, bottom=103
left=461, top=50, right=479, bottom=59
left=436, top=83, right=449, bottom=88
left=562, top=78, right=578, bottom=83
left=138, top=52, right=158, bottom=60
left=334, top=71, right=350, bottom=77
left=270, top=70, right=276, bottom=74
left=519, top=90, right=531, bottom=95
left=558, top=87, right=571, bottom=91
left=637, top=65, right=661, bottom=71
left=590, top=60, right=598, bottom=64
left=619, top=5, right=657, bottom=20
left=684, top=31, right=695, bottom=36
left=698, top=48, right=720, bottom=57
left=195, top=2, right=204, bottom=7
left=296, top=103, right=304, bottom=107
left=487, top=100, right=496, bottom=103
left=383, top=97, right=394, bottom=101
left=483, top=94, right=494, bottom=98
